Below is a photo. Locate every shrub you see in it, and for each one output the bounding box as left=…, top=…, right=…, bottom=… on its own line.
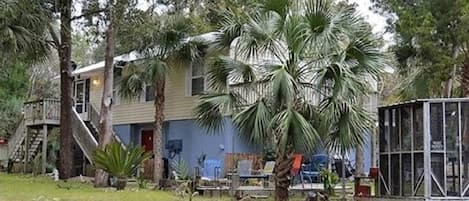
left=320, top=168, right=339, bottom=195
left=92, top=142, right=151, bottom=190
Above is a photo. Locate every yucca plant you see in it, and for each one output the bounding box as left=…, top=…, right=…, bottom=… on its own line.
left=92, top=142, right=151, bottom=190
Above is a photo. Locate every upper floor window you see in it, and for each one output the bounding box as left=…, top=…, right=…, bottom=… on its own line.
left=145, top=85, right=155, bottom=102
left=190, top=63, right=205, bottom=96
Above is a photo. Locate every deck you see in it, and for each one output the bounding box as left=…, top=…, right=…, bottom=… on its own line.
left=23, top=99, right=60, bottom=126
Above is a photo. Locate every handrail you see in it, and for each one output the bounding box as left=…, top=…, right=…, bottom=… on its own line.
left=88, top=104, right=126, bottom=148
left=71, top=108, right=98, bottom=163
left=7, top=119, right=25, bottom=159
left=23, top=98, right=60, bottom=104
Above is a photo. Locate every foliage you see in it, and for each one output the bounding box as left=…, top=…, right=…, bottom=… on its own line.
left=171, top=159, right=191, bottom=180
left=0, top=97, right=23, bottom=138
left=0, top=0, right=52, bottom=60
left=371, top=0, right=469, bottom=99
left=174, top=180, right=198, bottom=201
left=92, top=143, right=151, bottom=179
left=320, top=168, right=339, bottom=195
left=196, top=152, right=206, bottom=168
left=196, top=0, right=388, bottom=155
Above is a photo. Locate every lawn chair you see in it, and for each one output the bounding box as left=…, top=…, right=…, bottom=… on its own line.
left=237, top=160, right=252, bottom=177
left=201, top=159, right=222, bottom=181
left=301, top=154, right=328, bottom=183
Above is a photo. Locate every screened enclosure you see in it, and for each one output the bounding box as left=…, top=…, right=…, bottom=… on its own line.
left=378, top=98, right=469, bottom=199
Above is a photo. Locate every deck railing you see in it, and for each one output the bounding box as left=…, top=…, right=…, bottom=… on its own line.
left=23, top=99, right=60, bottom=125
left=229, top=82, right=324, bottom=106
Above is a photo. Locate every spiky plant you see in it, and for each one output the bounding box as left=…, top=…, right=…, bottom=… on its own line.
left=92, top=142, right=151, bottom=190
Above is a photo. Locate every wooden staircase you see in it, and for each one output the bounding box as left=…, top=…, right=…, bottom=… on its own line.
left=7, top=99, right=124, bottom=174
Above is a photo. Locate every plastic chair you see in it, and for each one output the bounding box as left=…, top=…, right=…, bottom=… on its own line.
left=237, top=160, right=252, bottom=177
left=302, top=154, right=328, bottom=183
left=202, top=159, right=221, bottom=181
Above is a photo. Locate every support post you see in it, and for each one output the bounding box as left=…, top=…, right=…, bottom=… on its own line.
left=42, top=125, right=48, bottom=174
left=23, top=127, right=30, bottom=173
left=423, top=102, right=431, bottom=199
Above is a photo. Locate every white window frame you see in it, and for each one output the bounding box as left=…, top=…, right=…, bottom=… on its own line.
left=143, top=84, right=155, bottom=102
left=186, top=62, right=206, bottom=96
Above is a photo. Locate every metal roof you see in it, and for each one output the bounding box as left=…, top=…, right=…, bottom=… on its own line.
left=378, top=97, right=469, bottom=109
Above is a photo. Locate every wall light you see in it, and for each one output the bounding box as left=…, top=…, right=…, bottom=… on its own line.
left=92, top=79, right=100, bottom=86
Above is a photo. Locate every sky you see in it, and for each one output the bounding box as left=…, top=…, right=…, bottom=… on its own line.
left=348, top=0, right=394, bottom=44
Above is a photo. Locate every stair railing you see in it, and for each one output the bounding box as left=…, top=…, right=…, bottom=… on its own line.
left=88, top=104, right=126, bottom=148
left=71, top=108, right=98, bottom=163
left=7, top=119, right=25, bottom=160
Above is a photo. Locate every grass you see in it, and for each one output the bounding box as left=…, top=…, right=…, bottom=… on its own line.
left=0, top=173, right=225, bottom=201
left=0, top=173, right=349, bottom=201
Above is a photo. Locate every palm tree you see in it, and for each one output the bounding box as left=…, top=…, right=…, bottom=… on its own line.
left=0, top=0, right=52, bottom=61
left=194, top=0, right=387, bottom=200
left=118, top=14, right=207, bottom=185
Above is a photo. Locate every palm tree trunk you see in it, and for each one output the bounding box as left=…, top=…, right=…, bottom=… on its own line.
left=95, top=13, right=115, bottom=187
left=274, top=146, right=293, bottom=201
left=58, top=0, right=74, bottom=180
left=153, top=78, right=165, bottom=186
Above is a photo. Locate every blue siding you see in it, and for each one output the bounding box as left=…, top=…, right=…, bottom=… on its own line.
left=347, top=131, right=373, bottom=174
left=164, top=117, right=260, bottom=175
left=113, top=124, right=131, bottom=145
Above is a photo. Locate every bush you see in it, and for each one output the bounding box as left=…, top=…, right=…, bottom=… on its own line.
left=92, top=142, right=151, bottom=190
left=320, top=168, right=339, bottom=195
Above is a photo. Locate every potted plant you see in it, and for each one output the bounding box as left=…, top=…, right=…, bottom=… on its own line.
left=93, top=142, right=151, bottom=190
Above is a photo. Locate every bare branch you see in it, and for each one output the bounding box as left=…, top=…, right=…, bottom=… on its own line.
left=70, top=7, right=107, bottom=21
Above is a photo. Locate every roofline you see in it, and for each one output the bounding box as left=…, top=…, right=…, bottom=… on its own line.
left=378, top=97, right=469, bottom=109
left=71, top=32, right=219, bottom=76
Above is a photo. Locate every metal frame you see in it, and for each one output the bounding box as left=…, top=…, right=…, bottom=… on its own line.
left=378, top=98, right=469, bottom=200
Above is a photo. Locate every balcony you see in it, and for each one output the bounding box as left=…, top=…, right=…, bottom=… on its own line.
left=23, top=99, right=60, bottom=126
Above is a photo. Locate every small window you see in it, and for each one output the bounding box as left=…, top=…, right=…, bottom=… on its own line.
left=190, top=63, right=205, bottom=96
left=145, top=85, right=155, bottom=102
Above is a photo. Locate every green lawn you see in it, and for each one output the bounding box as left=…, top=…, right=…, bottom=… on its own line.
left=0, top=173, right=226, bottom=201
left=0, top=173, right=342, bottom=201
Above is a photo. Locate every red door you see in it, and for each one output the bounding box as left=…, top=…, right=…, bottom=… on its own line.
left=141, top=130, right=153, bottom=152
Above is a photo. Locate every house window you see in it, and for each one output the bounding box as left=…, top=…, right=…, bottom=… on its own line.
left=190, top=63, right=205, bottom=96
left=145, top=85, right=155, bottom=102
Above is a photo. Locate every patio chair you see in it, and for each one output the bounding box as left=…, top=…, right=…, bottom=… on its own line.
left=301, top=154, right=328, bottom=183
left=201, top=159, right=222, bottom=181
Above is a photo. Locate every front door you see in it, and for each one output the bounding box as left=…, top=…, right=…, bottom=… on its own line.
left=141, top=130, right=154, bottom=152
left=74, top=79, right=90, bottom=119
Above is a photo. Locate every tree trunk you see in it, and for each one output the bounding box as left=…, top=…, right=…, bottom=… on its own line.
left=153, top=78, right=165, bottom=186
left=95, top=13, right=115, bottom=187
left=58, top=0, right=74, bottom=180
left=274, top=146, right=293, bottom=201
left=462, top=59, right=469, bottom=97
left=355, top=144, right=364, bottom=176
